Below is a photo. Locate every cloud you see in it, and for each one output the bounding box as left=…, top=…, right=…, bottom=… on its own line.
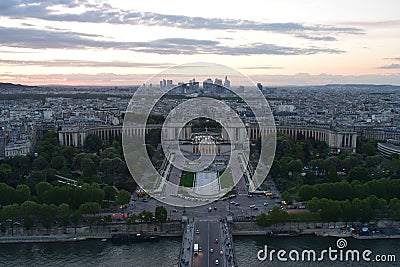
left=238, top=65, right=283, bottom=70
left=0, top=59, right=172, bottom=68
left=0, top=27, right=344, bottom=55
left=0, top=72, right=152, bottom=86
left=0, top=0, right=364, bottom=41
left=124, top=12, right=363, bottom=36
left=250, top=73, right=400, bottom=86
left=0, top=26, right=105, bottom=49
left=294, top=34, right=337, bottom=41
left=383, top=57, right=400, bottom=61
left=378, top=64, right=400, bottom=69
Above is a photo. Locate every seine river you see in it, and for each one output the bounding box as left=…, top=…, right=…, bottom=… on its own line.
left=0, top=235, right=399, bottom=266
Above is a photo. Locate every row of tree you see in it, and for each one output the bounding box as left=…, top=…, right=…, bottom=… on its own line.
left=0, top=201, right=73, bottom=232
left=297, top=178, right=400, bottom=202
left=307, top=195, right=388, bottom=223
left=0, top=201, right=168, bottom=233
left=263, top=133, right=400, bottom=194
left=256, top=196, right=400, bottom=227
left=0, top=181, right=131, bottom=210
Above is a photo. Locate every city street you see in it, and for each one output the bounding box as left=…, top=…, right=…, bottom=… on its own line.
left=127, top=182, right=283, bottom=222
left=192, top=220, right=222, bottom=267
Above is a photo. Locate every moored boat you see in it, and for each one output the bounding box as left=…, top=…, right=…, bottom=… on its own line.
left=111, top=233, right=160, bottom=243
left=266, top=230, right=299, bottom=237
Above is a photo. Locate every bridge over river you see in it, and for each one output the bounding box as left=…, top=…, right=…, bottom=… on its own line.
left=179, top=219, right=238, bottom=267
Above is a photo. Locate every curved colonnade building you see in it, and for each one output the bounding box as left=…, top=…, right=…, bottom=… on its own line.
left=58, top=124, right=357, bottom=154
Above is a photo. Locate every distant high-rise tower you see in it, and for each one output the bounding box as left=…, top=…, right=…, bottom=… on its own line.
left=257, top=83, right=263, bottom=91
left=224, top=76, right=230, bottom=88
left=214, top=78, right=223, bottom=86
left=166, top=79, right=173, bottom=89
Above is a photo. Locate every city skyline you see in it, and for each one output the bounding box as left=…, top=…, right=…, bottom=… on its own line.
left=0, top=0, right=399, bottom=86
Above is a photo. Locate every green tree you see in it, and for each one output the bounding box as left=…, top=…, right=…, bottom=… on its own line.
left=21, top=201, right=39, bottom=231
left=267, top=206, right=288, bottom=224
left=138, top=210, right=153, bottom=222
left=32, top=156, right=49, bottom=170
left=126, top=214, right=137, bottom=226
left=35, top=182, right=53, bottom=203
left=81, top=158, right=96, bottom=177
left=39, top=204, right=58, bottom=231
left=58, top=203, right=70, bottom=228
left=60, top=146, right=77, bottom=166
left=102, top=147, right=120, bottom=159
left=0, top=164, right=12, bottom=182
left=327, top=164, right=338, bottom=182
left=84, top=134, right=102, bottom=152
left=389, top=198, right=400, bottom=221
left=281, top=191, right=293, bottom=204
left=297, top=185, right=318, bottom=201
left=116, top=189, right=131, bottom=206
left=15, top=184, right=31, bottom=203
left=320, top=200, right=341, bottom=225
left=79, top=202, right=101, bottom=216
left=359, top=142, right=376, bottom=156
left=0, top=183, right=16, bottom=206
left=155, top=206, right=167, bottom=223
left=104, top=186, right=117, bottom=202
left=256, top=213, right=270, bottom=227
left=341, top=200, right=359, bottom=223
left=70, top=211, right=81, bottom=235
left=348, top=167, right=371, bottom=182
left=51, top=155, right=66, bottom=170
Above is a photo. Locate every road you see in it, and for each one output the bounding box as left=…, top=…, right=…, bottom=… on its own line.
left=124, top=177, right=283, bottom=223
left=126, top=189, right=282, bottom=221
left=192, top=220, right=223, bottom=267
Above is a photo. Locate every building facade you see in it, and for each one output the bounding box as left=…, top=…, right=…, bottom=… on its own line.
left=58, top=124, right=357, bottom=153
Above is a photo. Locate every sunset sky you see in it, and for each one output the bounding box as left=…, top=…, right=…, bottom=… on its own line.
left=0, top=0, right=399, bottom=86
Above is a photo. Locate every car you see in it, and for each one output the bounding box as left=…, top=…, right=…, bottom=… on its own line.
left=13, top=222, right=21, bottom=226
left=196, top=229, right=199, bottom=234
left=230, top=201, right=236, bottom=205
left=172, top=209, right=178, bottom=212
left=215, top=259, right=219, bottom=265
left=253, top=207, right=258, bottom=210
left=208, top=207, right=212, bottom=212
left=250, top=204, right=256, bottom=209
left=210, top=248, right=214, bottom=253
left=234, top=203, right=240, bottom=206
left=215, top=238, right=219, bottom=243
left=220, top=250, right=224, bottom=255
left=263, top=202, right=268, bottom=206
left=214, top=207, right=217, bottom=210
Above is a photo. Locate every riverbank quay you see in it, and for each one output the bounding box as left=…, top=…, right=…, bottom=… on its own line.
left=230, top=220, right=400, bottom=240
left=0, top=221, right=183, bottom=244
left=1, top=220, right=400, bottom=244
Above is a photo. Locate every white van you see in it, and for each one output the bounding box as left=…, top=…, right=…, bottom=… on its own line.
left=194, top=243, right=199, bottom=255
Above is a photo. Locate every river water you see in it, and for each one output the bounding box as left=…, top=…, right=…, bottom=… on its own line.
left=0, top=235, right=398, bottom=266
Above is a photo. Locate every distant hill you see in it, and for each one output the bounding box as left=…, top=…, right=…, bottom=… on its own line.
left=0, top=82, right=38, bottom=89
left=323, top=84, right=400, bottom=88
